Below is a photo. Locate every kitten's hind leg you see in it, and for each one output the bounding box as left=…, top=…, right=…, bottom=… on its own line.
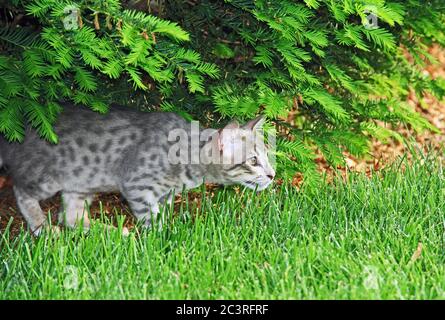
left=60, top=192, right=129, bottom=235
left=59, top=192, right=92, bottom=229
left=13, top=186, right=57, bottom=236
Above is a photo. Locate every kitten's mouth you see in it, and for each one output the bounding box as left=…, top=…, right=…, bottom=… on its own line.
left=241, top=179, right=272, bottom=191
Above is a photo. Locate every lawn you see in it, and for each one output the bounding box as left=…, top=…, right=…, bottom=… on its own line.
left=1, top=155, right=445, bottom=299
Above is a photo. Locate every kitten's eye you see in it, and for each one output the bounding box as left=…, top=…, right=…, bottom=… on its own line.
left=248, top=156, right=258, bottom=166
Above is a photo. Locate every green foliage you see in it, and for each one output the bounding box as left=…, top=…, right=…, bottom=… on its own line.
left=164, top=0, right=445, bottom=184
left=0, top=0, right=219, bottom=142
left=1, top=0, right=445, bottom=184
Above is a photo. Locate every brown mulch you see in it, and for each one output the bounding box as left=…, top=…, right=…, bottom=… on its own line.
left=2, top=45, right=445, bottom=235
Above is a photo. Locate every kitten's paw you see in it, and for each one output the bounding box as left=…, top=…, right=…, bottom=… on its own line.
left=32, top=224, right=61, bottom=237
left=94, top=221, right=130, bottom=236
left=143, top=220, right=163, bottom=232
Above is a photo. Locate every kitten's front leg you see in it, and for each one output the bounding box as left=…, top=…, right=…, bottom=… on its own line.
left=122, top=188, right=162, bottom=229
left=132, top=200, right=162, bottom=229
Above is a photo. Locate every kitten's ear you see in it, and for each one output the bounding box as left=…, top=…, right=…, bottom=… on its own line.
left=223, top=120, right=240, bottom=130
left=243, top=116, right=265, bottom=131
left=217, top=120, right=239, bottom=152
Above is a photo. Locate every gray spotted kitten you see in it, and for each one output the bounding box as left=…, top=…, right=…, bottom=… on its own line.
left=0, top=104, right=275, bottom=235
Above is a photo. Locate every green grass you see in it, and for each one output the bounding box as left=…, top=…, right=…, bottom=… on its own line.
left=1, top=155, right=445, bottom=299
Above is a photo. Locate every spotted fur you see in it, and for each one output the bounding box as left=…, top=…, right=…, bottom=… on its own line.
left=0, top=104, right=275, bottom=235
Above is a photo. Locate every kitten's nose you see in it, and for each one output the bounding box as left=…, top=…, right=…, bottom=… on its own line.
left=267, top=174, right=274, bottom=180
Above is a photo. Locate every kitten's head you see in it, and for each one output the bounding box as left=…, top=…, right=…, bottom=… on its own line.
left=214, top=116, right=275, bottom=190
